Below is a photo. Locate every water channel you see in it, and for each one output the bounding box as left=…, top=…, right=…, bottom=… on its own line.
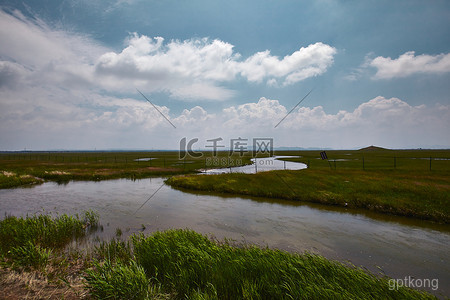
left=0, top=157, right=448, bottom=296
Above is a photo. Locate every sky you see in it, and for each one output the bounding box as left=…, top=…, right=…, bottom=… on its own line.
left=0, top=0, right=449, bottom=151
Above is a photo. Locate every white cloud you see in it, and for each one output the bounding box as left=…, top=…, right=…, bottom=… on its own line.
left=223, top=97, right=287, bottom=128
left=0, top=9, right=107, bottom=91
left=0, top=61, right=29, bottom=88
left=0, top=85, right=177, bottom=150
left=0, top=9, right=336, bottom=101
left=1, top=82, right=449, bottom=150
left=173, top=106, right=215, bottom=127
left=240, top=42, right=336, bottom=85
left=169, top=83, right=235, bottom=102
left=95, top=34, right=337, bottom=98
left=369, top=51, right=450, bottom=79
left=218, top=96, right=449, bottom=149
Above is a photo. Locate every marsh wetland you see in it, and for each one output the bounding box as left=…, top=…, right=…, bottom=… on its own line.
left=0, top=149, right=449, bottom=298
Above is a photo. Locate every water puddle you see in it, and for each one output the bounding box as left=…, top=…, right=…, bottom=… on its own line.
left=134, top=157, right=156, bottom=162
left=202, top=156, right=307, bottom=174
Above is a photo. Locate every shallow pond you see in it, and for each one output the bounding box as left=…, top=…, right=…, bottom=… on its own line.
left=202, top=156, right=307, bottom=174
left=0, top=177, right=449, bottom=296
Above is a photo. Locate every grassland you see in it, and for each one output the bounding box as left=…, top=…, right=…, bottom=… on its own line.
left=0, top=213, right=438, bottom=299
left=0, top=151, right=252, bottom=188
left=167, top=148, right=450, bottom=223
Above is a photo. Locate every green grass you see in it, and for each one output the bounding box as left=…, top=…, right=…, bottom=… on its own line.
left=84, top=229, right=436, bottom=299
left=0, top=172, right=43, bottom=188
left=1, top=149, right=448, bottom=189
left=0, top=151, right=253, bottom=188
left=277, top=148, right=450, bottom=171
left=0, top=211, right=99, bottom=269
left=84, top=259, right=152, bottom=299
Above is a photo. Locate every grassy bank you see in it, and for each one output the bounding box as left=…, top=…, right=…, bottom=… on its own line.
left=0, top=214, right=437, bottom=299
left=0, top=171, right=44, bottom=189
left=166, top=169, right=450, bottom=223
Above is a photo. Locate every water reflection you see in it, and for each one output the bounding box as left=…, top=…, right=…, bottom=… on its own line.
left=202, top=156, right=307, bottom=174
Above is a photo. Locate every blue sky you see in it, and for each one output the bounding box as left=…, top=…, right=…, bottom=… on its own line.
left=0, top=0, right=449, bottom=150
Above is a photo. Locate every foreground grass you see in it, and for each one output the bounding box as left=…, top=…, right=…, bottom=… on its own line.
left=0, top=211, right=99, bottom=269
left=166, top=169, right=450, bottom=223
left=0, top=214, right=437, bottom=299
left=87, top=229, right=436, bottom=299
left=0, top=212, right=99, bottom=299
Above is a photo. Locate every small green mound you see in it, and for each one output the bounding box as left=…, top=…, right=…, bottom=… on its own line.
left=358, top=145, right=389, bottom=151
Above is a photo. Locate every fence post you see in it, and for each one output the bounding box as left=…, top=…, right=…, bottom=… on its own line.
left=362, top=156, right=365, bottom=170
left=394, top=156, right=396, bottom=169
left=429, top=157, right=432, bottom=171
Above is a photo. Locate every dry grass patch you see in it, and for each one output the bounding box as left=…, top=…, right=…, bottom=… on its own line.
left=0, top=266, right=88, bottom=300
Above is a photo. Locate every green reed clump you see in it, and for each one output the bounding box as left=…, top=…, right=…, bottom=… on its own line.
left=0, top=211, right=99, bottom=268
left=95, top=238, right=132, bottom=263
left=7, top=241, right=52, bottom=270
left=132, top=229, right=219, bottom=297
left=123, top=229, right=434, bottom=299
left=84, top=259, right=151, bottom=300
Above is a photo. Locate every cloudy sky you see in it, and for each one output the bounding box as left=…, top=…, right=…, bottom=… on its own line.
left=0, top=0, right=449, bottom=150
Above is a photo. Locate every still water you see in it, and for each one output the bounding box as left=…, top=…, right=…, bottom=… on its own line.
left=0, top=177, right=449, bottom=296
left=203, top=156, right=307, bottom=174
